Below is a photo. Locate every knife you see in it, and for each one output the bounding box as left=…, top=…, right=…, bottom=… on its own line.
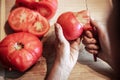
left=84, top=0, right=99, bottom=62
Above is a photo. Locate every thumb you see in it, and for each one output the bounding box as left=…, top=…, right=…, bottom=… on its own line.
left=71, top=38, right=81, bottom=51
left=54, top=23, right=68, bottom=43
left=70, top=38, right=81, bottom=61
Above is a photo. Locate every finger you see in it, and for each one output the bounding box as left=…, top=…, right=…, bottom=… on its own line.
left=82, top=36, right=97, bottom=44
left=85, top=44, right=99, bottom=50
left=90, top=18, right=99, bottom=28
left=71, top=38, right=81, bottom=51
left=76, top=38, right=81, bottom=45
left=84, top=30, right=93, bottom=38
left=70, top=38, right=81, bottom=60
left=90, top=18, right=103, bottom=34
left=55, top=23, right=67, bottom=44
left=85, top=47, right=98, bottom=54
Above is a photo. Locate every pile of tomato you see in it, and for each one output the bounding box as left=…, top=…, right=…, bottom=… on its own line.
left=0, top=0, right=94, bottom=72
left=0, top=0, right=58, bottom=72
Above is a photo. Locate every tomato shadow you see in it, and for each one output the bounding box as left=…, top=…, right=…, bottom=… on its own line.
left=4, top=63, right=38, bottom=79
left=10, top=5, right=18, bottom=12
left=4, top=5, right=18, bottom=35
left=4, top=70, right=25, bottom=79
left=41, top=25, right=57, bottom=79
left=4, top=21, right=14, bottom=35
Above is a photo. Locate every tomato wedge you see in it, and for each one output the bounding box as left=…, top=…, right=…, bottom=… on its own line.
left=0, top=32, right=42, bottom=72
left=15, top=0, right=58, bottom=20
left=8, top=7, right=50, bottom=37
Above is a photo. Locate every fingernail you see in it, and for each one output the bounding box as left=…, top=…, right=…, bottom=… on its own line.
left=55, top=23, right=60, bottom=29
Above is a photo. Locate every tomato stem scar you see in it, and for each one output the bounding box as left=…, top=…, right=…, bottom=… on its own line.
left=14, top=43, right=24, bottom=50
left=35, top=0, right=41, bottom=2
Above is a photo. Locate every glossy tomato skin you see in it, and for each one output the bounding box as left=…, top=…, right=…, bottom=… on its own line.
left=0, top=32, right=42, bottom=72
left=16, top=0, right=58, bottom=20
left=8, top=7, right=50, bottom=37
left=57, top=12, right=83, bottom=40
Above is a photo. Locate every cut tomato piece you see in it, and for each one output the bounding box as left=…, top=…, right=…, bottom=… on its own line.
left=28, top=13, right=50, bottom=37
left=15, top=0, right=58, bottom=20
left=8, top=7, right=50, bottom=37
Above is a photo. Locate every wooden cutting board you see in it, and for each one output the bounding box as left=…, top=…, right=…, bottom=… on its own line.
left=0, top=0, right=113, bottom=80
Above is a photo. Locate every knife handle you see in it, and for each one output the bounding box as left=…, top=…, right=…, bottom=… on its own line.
left=91, top=26, right=100, bottom=62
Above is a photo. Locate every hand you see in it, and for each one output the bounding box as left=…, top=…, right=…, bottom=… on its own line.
left=55, top=23, right=81, bottom=69
left=47, top=23, right=81, bottom=80
left=82, top=19, right=111, bottom=64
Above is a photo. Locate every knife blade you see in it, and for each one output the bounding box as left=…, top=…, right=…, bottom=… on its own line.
left=84, top=0, right=98, bottom=62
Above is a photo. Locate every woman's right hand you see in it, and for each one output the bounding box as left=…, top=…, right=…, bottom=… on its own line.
left=82, top=19, right=111, bottom=63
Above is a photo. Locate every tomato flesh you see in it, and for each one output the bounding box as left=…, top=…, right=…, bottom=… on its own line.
left=8, top=7, right=50, bottom=37
left=15, top=0, right=58, bottom=20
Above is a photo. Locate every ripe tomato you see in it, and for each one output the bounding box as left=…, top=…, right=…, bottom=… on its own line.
left=15, top=0, right=58, bottom=20
left=57, top=10, right=94, bottom=40
left=0, top=32, right=42, bottom=72
left=8, top=7, right=50, bottom=37
left=57, top=12, right=83, bottom=40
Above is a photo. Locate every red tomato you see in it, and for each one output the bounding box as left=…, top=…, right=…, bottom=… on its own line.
left=0, top=32, right=42, bottom=72
left=57, top=12, right=83, bottom=40
left=8, top=7, right=50, bottom=37
left=57, top=10, right=94, bottom=40
left=15, top=0, right=58, bottom=20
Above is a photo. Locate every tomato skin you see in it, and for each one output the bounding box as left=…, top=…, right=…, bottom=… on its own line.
left=57, top=12, right=83, bottom=40
left=15, top=0, right=58, bottom=20
left=8, top=7, right=50, bottom=37
left=0, top=32, right=42, bottom=72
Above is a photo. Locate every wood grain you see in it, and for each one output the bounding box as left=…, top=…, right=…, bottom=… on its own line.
left=0, top=0, right=6, bottom=40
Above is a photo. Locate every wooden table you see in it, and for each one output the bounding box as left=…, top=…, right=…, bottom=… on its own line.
left=0, top=0, right=113, bottom=80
